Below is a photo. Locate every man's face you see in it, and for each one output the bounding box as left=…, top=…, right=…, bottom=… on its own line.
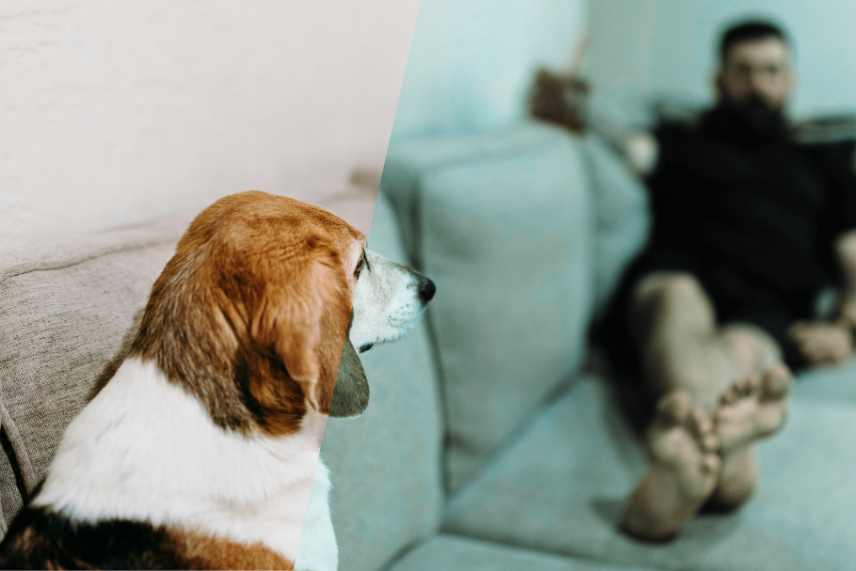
left=716, top=37, right=794, bottom=111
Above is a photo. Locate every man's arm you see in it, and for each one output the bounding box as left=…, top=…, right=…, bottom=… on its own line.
left=836, top=229, right=856, bottom=323
left=789, top=230, right=856, bottom=367
left=529, top=69, right=659, bottom=176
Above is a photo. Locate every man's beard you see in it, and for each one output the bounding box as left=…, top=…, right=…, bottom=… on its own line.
left=712, top=94, right=789, bottom=144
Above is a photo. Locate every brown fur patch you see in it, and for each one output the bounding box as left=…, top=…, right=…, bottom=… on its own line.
left=128, top=191, right=364, bottom=436
left=170, top=528, right=294, bottom=570
left=0, top=506, right=296, bottom=570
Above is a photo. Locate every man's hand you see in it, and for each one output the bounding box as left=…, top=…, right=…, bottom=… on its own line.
left=836, top=231, right=856, bottom=324
left=528, top=68, right=589, bottom=133
left=790, top=321, right=854, bottom=367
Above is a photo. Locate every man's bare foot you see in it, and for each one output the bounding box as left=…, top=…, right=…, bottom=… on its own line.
left=714, top=366, right=791, bottom=454
left=709, top=445, right=758, bottom=510
left=622, top=391, right=721, bottom=541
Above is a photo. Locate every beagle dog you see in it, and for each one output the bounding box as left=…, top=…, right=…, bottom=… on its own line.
left=0, top=191, right=435, bottom=570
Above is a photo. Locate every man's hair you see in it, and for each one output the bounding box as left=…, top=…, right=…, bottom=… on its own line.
left=719, top=19, right=791, bottom=62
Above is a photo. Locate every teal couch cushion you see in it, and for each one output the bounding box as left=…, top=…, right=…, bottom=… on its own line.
left=389, top=535, right=662, bottom=571
left=443, top=371, right=856, bottom=571
left=321, top=195, right=444, bottom=571
left=383, top=124, right=595, bottom=491
left=382, top=122, right=574, bottom=265
left=791, top=359, right=856, bottom=403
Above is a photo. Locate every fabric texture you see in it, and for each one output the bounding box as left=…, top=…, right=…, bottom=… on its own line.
left=388, top=534, right=661, bottom=571
left=382, top=122, right=572, bottom=266
left=0, top=220, right=184, bottom=522
left=0, top=430, right=23, bottom=538
left=384, top=125, right=595, bottom=492
left=321, top=195, right=444, bottom=571
left=443, top=370, right=856, bottom=571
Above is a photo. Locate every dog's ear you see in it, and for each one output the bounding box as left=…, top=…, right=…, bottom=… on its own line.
left=329, top=340, right=369, bottom=417
left=251, top=261, right=349, bottom=414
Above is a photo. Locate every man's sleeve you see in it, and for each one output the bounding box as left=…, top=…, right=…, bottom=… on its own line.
left=797, top=116, right=856, bottom=234
left=824, top=140, right=856, bottom=235
left=647, top=120, right=738, bottom=191
left=805, top=138, right=856, bottom=281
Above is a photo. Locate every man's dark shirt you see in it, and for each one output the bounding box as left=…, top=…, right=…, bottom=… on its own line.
left=608, top=105, right=856, bottom=368
left=648, top=106, right=856, bottom=301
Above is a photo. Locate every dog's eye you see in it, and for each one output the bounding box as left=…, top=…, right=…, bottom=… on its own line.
left=354, top=250, right=369, bottom=279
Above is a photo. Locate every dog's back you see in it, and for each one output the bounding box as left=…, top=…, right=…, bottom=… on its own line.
left=0, top=504, right=295, bottom=570
left=0, top=506, right=187, bottom=570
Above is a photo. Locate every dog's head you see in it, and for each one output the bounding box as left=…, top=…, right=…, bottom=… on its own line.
left=131, top=191, right=434, bottom=435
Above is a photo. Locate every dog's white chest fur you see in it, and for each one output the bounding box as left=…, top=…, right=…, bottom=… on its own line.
left=34, top=358, right=337, bottom=570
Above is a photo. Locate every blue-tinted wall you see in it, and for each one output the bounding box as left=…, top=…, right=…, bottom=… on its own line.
left=589, top=0, right=856, bottom=117
left=390, top=0, right=587, bottom=141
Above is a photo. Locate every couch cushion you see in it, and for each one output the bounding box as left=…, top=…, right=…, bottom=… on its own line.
left=384, top=125, right=594, bottom=491
left=0, top=220, right=184, bottom=526
left=790, top=358, right=856, bottom=403
left=382, top=122, right=574, bottom=264
left=389, top=534, right=662, bottom=571
left=443, top=374, right=856, bottom=571
left=321, top=195, right=444, bottom=571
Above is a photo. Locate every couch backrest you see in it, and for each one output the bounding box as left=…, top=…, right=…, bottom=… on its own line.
left=382, top=123, right=595, bottom=491
left=0, top=220, right=183, bottom=536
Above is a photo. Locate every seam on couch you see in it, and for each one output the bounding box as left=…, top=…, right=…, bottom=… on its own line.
left=440, top=374, right=579, bottom=508
left=397, top=124, right=574, bottom=181
left=383, top=532, right=669, bottom=571
left=0, top=430, right=27, bottom=508
left=407, top=180, right=454, bottom=499
left=0, top=425, right=5, bottom=537
left=0, top=427, right=28, bottom=538
left=419, top=273, right=452, bottom=503
left=0, top=398, right=36, bottom=497
left=378, top=184, right=450, bottom=526
left=0, top=237, right=178, bottom=284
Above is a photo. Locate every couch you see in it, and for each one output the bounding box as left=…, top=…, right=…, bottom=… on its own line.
left=3, top=120, right=856, bottom=571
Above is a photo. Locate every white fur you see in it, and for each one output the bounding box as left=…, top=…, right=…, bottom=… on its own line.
left=34, top=358, right=337, bottom=570
left=350, top=250, right=429, bottom=350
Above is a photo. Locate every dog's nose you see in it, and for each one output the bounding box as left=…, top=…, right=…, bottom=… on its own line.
left=418, top=278, right=436, bottom=303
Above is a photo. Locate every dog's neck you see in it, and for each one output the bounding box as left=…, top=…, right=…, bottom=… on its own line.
left=34, top=357, right=331, bottom=562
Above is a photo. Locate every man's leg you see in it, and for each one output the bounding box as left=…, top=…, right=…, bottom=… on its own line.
left=620, top=272, right=790, bottom=539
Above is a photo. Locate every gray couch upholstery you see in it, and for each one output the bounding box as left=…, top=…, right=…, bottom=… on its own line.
left=2, top=120, right=856, bottom=570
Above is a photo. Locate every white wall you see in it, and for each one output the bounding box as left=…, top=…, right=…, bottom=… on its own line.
left=1, top=1, right=418, bottom=246
left=391, top=0, right=587, bottom=139
left=588, top=0, right=856, bottom=117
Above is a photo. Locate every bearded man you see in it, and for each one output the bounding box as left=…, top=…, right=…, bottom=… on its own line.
left=533, top=20, right=856, bottom=539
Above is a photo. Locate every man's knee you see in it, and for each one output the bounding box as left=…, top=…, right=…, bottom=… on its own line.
left=721, top=323, right=783, bottom=368
left=633, top=272, right=708, bottom=312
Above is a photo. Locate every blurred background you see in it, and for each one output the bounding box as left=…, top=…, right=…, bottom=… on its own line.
left=392, top=0, right=856, bottom=140
left=5, top=0, right=854, bottom=246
